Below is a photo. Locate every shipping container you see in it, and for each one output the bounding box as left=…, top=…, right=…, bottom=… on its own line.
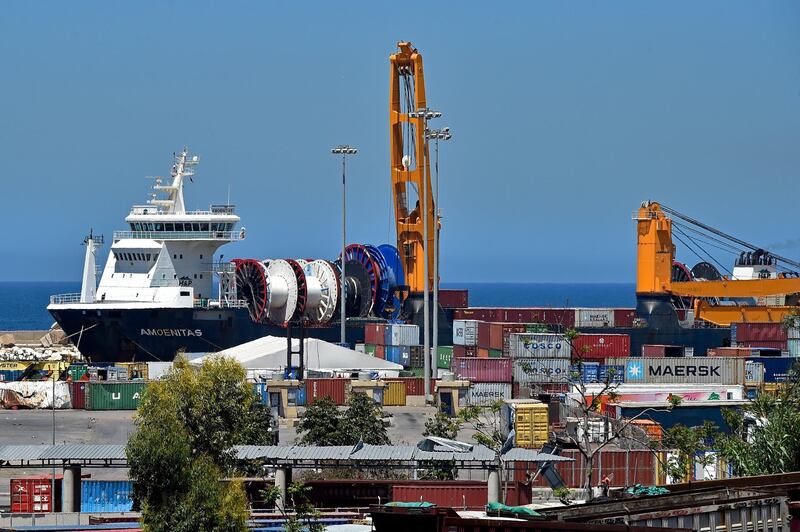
left=468, top=383, right=512, bottom=405
left=86, top=382, right=147, bottom=410
left=364, top=323, right=385, bottom=345
left=613, top=308, right=636, bottom=327
left=508, top=333, right=570, bottom=359
left=575, top=308, right=615, bottom=328
left=305, top=378, right=348, bottom=405
left=70, top=381, right=87, bottom=409
left=450, top=357, right=512, bottom=383
left=524, top=323, right=550, bottom=334
left=388, top=377, right=436, bottom=396
left=598, top=365, right=625, bottom=384
left=438, top=288, right=469, bottom=309
left=736, top=340, right=787, bottom=351
left=747, top=356, right=796, bottom=382
left=0, top=361, right=32, bottom=372
left=489, top=349, right=503, bottom=358
left=573, top=334, right=631, bottom=360
left=452, top=345, right=477, bottom=358
left=374, top=344, right=385, bottom=359
left=510, top=449, right=658, bottom=488
left=364, top=344, right=377, bottom=356
left=744, top=361, right=764, bottom=385
left=452, top=320, right=478, bottom=346
left=502, top=401, right=549, bottom=449
left=512, top=358, right=570, bottom=384
left=607, top=357, right=745, bottom=385
left=0, top=370, right=24, bottom=382
left=384, top=324, right=419, bottom=346
left=478, top=322, right=527, bottom=352
left=119, top=362, right=148, bottom=380
left=452, top=308, right=497, bottom=321
left=476, top=348, right=490, bottom=359
left=641, top=344, right=685, bottom=357
left=530, top=308, right=575, bottom=328
left=436, top=346, right=453, bottom=369
left=707, top=347, right=754, bottom=357
left=392, top=481, right=530, bottom=509
left=81, top=480, right=133, bottom=513
left=733, top=322, right=787, bottom=343
left=253, top=382, right=268, bottom=405
left=385, top=345, right=410, bottom=366
left=477, top=321, right=491, bottom=349
left=790, top=339, right=800, bottom=357
left=289, top=386, right=306, bottom=406
left=628, top=419, right=663, bottom=442
left=409, top=345, right=425, bottom=368
left=146, top=362, right=172, bottom=381
left=10, top=476, right=60, bottom=513
left=67, top=364, right=88, bottom=381
left=571, top=362, right=600, bottom=383
left=384, top=381, right=407, bottom=406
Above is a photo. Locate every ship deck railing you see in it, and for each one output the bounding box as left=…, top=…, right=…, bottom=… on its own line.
left=193, top=298, right=249, bottom=309
left=112, top=230, right=243, bottom=241
left=129, top=204, right=236, bottom=216
left=50, top=293, right=83, bottom=304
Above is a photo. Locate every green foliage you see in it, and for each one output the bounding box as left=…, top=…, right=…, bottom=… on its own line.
left=263, top=482, right=325, bottom=532
left=420, top=410, right=463, bottom=480
left=298, top=396, right=344, bottom=446
left=298, top=392, right=389, bottom=446
left=662, top=422, right=717, bottom=482
left=458, top=401, right=506, bottom=451
left=717, top=380, right=800, bottom=476
left=127, top=355, right=273, bottom=531
left=553, top=486, right=572, bottom=500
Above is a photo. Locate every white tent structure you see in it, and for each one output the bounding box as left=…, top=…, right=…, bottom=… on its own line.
left=189, top=336, right=403, bottom=379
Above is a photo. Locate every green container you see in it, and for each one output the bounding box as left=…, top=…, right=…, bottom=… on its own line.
left=86, top=382, right=147, bottom=410
left=67, top=364, right=88, bottom=381
left=364, top=344, right=377, bottom=356
left=524, top=323, right=549, bottom=334
left=489, top=349, right=503, bottom=358
left=436, top=346, right=453, bottom=369
left=408, top=367, right=425, bottom=377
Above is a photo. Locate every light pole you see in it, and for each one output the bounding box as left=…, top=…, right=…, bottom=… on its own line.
left=408, top=108, right=440, bottom=400
left=425, top=127, right=452, bottom=374
left=331, top=145, right=357, bottom=344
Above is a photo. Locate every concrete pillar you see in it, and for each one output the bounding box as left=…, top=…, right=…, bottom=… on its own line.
left=487, top=468, right=501, bottom=505
left=275, top=467, right=288, bottom=511
left=62, top=466, right=81, bottom=513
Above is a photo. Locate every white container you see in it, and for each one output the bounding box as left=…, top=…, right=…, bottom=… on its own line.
left=607, top=357, right=745, bottom=385
left=789, top=339, right=800, bottom=357
left=575, top=308, right=615, bottom=328
left=384, top=324, right=420, bottom=346
left=453, top=320, right=478, bottom=346
left=513, top=358, right=570, bottom=384
left=355, top=343, right=366, bottom=353
left=508, top=333, right=570, bottom=359
left=745, top=361, right=764, bottom=385
left=468, top=383, right=513, bottom=406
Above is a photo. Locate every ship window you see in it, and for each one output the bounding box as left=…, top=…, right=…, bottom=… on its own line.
left=193, top=274, right=197, bottom=279
left=192, top=223, right=200, bottom=231
left=200, top=254, right=203, bottom=259
left=180, top=254, right=183, bottom=259
left=165, top=223, right=174, bottom=231
left=180, top=291, right=190, bottom=296
left=130, top=223, right=135, bottom=230
left=162, top=274, right=165, bottom=279
left=149, top=223, right=156, bottom=231
left=200, top=223, right=209, bottom=231
left=211, top=223, right=218, bottom=231
left=146, top=253, right=151, bottom=261
left=173, top=254, right=177, bottom=259
left=184, top=223, right=192, bottom=231
left=199, top=274, right=203, bottom=279
left=134, top=223, right=142, bottom=231
left=155, top=223, right=163, bottom=231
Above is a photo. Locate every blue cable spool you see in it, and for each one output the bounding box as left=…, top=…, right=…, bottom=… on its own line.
left=365, top=244, right=391, bottom=317
left=376, top=244, right=405, bottom=319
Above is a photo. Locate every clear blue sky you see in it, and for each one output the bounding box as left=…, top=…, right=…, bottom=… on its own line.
left=2, top=2, right=799, bottom=283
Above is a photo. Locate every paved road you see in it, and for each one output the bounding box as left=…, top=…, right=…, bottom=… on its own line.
left=0, top=405, right=482, bottom=508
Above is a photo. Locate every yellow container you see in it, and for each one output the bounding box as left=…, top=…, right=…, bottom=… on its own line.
left=119, top=362, right=149, bottom=380
left=0, top=361, right=32, bottom=372
left=514, top=403, right=549, bottom=449
left=384, top=381, right=407, bottom=406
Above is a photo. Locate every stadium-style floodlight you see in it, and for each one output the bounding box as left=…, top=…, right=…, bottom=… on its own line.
left=331, top=145, right=358, bottom=344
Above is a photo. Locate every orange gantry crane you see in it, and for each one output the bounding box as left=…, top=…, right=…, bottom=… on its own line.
left=635, top=200, right=800, bottom=326
left=389, top=41, right=437, bottom=295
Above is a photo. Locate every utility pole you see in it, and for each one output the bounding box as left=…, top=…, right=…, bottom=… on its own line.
left=331, top=145, right=358, bottom=345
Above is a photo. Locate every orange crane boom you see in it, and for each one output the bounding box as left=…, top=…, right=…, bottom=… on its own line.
left=389, top=42, right=436, bottom=294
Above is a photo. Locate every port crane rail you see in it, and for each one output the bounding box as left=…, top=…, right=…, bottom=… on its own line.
left=635, top=201, right=800, bottom=326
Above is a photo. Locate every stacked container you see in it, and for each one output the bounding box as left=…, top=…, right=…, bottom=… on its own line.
left=574, top=308, right=615, bottom=328
left=788, top=328, right=800, bottom=357
left=81, top=480, right=134, bottom=512
left=607, top=357, right=746, bottom=385
left=509, top=332, right=571, bottom=388
left=453, top=319, right=479, bottom=347
left=572, top=334, right=631, bottom=361
left=450, top=358, right=512, bottom=383
left=364, top=323, right=419, bottom=367
left=641, top=345, right=686, bottom=357
left=732, top=322, right=788, bottom=350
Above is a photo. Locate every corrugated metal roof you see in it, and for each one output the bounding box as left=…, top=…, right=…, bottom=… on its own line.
left=38, top=444, right=127, bottom=460
left=350, top=445, right=416, bottom=461
left=500, top=448, right=574, bottom=462
left=0, top=445, right=49, bottom=461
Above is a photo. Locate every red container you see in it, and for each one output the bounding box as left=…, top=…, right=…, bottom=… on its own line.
left=498, top=308, right=534, bottom=323
left=488, top=323, right=527, bottom=352
left=737, top=340, right=786, bottom=350
left=392, top=481, right=530, bottom=509
left=477, top=321, right=492, bottom=348
left=453, top=345, right=477, bottom=358
left=529, top=308, right=576, bottom=328
left=390, top=377, right=436, bottom=396
left=450, top=357, right=512, bottom=383
left=476, top=348, right=490, bottom=358
left=70, top=381, right=87, bottom=409
left=11, top=476, right=61, bottom=513
left=613, top=308, right=636, bottom=327
left=438, top=289, right=468, bottom=309
left=364, top=323, right=385, bottom=345
left=734, top=322, right=787, bottom=342
left=511, top=449, right=657, bottom=488
left=305, top=378, right=348, bottom=405
left=707, top=347, right=754, bottom=357
left=641, top=344, right=684, bottom=357
left=573, top=334, right=630, bottom=360
left=452, top=308, right=492, bottom=321
left=374, top=345, right=386, bottom=359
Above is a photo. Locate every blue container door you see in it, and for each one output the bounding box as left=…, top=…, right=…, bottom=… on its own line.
left=296, top=386, right=306, bottom=406
left=80, top=480, right=134, bottom=512
left=253, top=383, right=268, bottom=405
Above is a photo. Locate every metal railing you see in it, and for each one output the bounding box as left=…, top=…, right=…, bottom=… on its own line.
left=129, top=204, right=236, bottom=216
left=113, top=230, right=243, bottom=241
left=194, top=298, right=249, bottom=309
left=49, top=293, right=82, bottom=304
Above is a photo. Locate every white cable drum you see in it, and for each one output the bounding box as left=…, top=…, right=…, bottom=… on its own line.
left=303, top=259, right=339, bottom=324
left=263, top=259, right=298, bottom=325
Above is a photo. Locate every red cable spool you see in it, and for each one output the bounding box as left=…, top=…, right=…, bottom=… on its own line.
left=285, top=259, right=308, bottom=322
left=232, top=258, right=269, bottom=323
left=342, top=243, right=379, bottom=313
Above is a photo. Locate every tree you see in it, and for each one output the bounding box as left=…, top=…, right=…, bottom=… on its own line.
left=127, top=355, right=274, bottom=531
left=458, top=401, right=507, bottom=451
left=297, top=396, right=344, bottom=446
left=297, top=392, right=390, bottom=446
left=717, top=372, right=800, bottom=476
left=263, top=483, right=325, bottom=532
left=420, top=410, right=463, bottom=480
left=662, top=421, right=718, bottom=482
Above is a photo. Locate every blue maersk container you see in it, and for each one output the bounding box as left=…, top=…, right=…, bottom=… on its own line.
left=385, top=346, right=410, bottom=366
left=80, top=480, right=134, bottom=512
left=599, top=365, right=625, bottom=384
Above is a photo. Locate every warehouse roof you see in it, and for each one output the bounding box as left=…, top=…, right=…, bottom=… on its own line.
left=0, top=442, right=573, bottom=469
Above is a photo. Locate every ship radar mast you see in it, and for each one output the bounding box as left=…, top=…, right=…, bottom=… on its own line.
left=147, top=147, right=199, bottom=215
